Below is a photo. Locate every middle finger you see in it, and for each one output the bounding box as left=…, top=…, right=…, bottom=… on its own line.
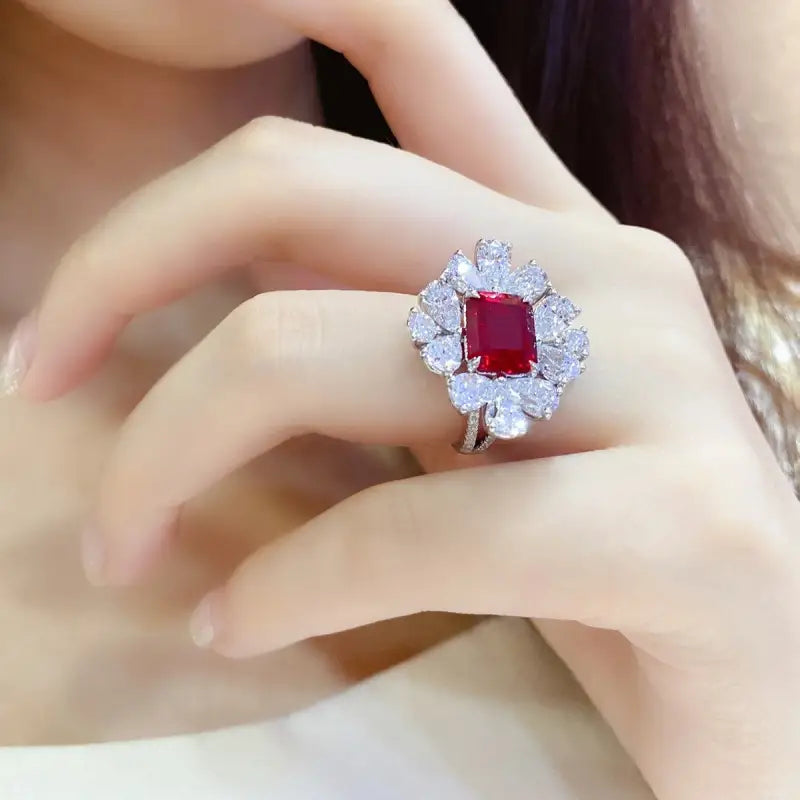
left=25, top=119, right=618, bottom=401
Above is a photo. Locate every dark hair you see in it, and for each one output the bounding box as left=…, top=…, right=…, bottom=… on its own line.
left=313, top=0, right=799, bottom=489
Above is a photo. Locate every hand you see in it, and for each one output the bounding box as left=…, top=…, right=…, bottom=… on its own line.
left=12, top=2, right=800, bottom=798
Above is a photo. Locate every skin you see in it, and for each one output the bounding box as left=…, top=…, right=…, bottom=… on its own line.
left=0, top=1, right=799, bottom=798
left=0, top=1, right=471, bottom=744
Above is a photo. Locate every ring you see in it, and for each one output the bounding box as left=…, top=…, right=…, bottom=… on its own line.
left=408, top=239, right=589, bottom=453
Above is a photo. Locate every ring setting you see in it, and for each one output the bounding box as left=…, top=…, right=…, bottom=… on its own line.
left=408, top=239, right=589, bottom=453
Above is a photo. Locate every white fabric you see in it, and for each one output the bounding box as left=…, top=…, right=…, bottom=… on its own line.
left=0, top=619, right=653, bottom=800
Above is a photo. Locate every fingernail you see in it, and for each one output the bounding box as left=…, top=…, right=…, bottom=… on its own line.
left=81, top=525, right=107, bottom=586
left=1, top=313, right=37, bottom=396
left=190, top=591, right=222, bottom=649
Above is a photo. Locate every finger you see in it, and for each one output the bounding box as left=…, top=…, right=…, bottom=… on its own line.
left=87, top=290, right=640, bottom=586
left=22, top=119, right=623, bottom=401
left=262, top=0, right=610, bottom=217
left=191, top=447, right=683, bottom=657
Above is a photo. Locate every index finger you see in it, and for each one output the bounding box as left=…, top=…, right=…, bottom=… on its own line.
left=260, top=0, right=611, bottom=218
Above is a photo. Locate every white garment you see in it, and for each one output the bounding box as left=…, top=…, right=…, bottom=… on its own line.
left=0, top=619, right=653, bottom=800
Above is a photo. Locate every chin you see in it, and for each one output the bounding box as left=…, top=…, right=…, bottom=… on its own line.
left=17, top=0, right=305, bottom=68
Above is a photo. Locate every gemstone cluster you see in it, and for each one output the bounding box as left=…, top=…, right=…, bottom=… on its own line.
left=408, top=239, right=588, bottom=441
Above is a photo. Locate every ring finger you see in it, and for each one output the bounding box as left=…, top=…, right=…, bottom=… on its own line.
left=86, top=289, right=642, bottom=586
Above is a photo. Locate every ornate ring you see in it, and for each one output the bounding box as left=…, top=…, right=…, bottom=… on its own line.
left=408, top=239, right=589, bottom=453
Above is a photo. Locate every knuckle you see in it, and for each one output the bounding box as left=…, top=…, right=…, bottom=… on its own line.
left=621, top=225, right=697, bottom=286
left=341, top=0, right=451, bottom=70
left=344, top=480, right=431, bottom=573
left=666, top=442, right=787, bottom=569
left=355, top=481, right=427, bottom=546
left=646, top=318, right=715, bottom=379
left=59, top=229, right=111, bottom=293
left=223, top=292, right=327, bottom=380
left=226, top=116, right=313, bottom=162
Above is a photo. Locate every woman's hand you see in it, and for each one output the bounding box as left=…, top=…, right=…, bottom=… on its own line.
left=9, top=2, right=799, bottom=798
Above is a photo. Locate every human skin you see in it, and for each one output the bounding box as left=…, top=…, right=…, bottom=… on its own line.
left=0, top=1, right=471, bottom=745
left=2, top=1, right=800, bottom=798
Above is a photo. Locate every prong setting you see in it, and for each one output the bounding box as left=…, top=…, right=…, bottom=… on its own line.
left=408, top=239, right=588, bottom=452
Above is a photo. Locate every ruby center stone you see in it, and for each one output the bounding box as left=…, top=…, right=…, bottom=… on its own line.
left=465, top=292, right=536, bottom=376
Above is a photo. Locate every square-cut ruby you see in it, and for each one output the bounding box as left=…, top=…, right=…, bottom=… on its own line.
left=465, top=292, right=536, bottom=376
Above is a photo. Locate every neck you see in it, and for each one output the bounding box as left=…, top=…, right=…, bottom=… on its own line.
left=0, top=4, right=320, bottom=315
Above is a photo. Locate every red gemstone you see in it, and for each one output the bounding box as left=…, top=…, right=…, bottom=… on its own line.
left=465, top=292, right=536, bottom=376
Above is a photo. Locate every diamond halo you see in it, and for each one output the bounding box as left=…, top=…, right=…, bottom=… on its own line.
left=408, top=239, right=589, bottom=452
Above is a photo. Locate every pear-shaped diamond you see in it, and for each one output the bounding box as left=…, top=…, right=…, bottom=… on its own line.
left=443, top=251, right=483, bottom=294
left=475, top=239, right=512, bottom=292
left=407, top=308, right=440, bottom=344
left=448, top=373, right=494, bottom=413
left=421, top=281, right=462, bottom=333
left=485, top=398, right=530, bottom=439
left=422, top=334, right=462, bottom=375
left=565, top=328, right=590, bottom=359
left=520, top=377, right=560, bottom=419
left=539, top=343, right=581, bottom=384
left=508, top=262, right=549, bottom=302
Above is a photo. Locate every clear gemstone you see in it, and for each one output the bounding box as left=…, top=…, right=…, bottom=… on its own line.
left=407, top=308, right=440, bottom=344
left=447, top=373, right=494, bottom=413
left=565, top=328, right=590, bottom=359
left=519, top=377, right=560, bottom=419
left=539, top=343, right=582, bottom=384
left=422, top=334, right=462, bottom=375
left=421, top=281, right=462, bottom=333
left=485, top=398, right=530, bottom=439
left=549, top=294, right=580, bottom=323
left=443, top=251, right=483, bottom=293
left=507, top=262, right=549, bottom=302
left=494, top=375, right=534, bottom=402
left=475, top=239, right=512, bottom=291
left=534, top=301, right=567, bottom=341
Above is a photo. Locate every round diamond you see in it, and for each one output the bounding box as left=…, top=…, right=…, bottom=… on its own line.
left=447, top=373, right=494, bottom=413
left=422, top=334, right=462, bottom=375
left=485, top=398, right=530, bottom=439
left=519, top=377, right=560, bottom=419
left=443, top=251, right=483, bottom=293
left=539, top=343, right=581, bottom=384
left=407, top=308, right=440, bottom=344
left=508, top=262, right=549, bottom=302
left=421, top=281, right=462, bottom=333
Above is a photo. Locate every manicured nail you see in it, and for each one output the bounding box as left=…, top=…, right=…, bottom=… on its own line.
left=190, top=591, right=222, bottom=649
left=1, top=313, right=37, bottom=396
left=81, top=525, right=108, bottom=586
